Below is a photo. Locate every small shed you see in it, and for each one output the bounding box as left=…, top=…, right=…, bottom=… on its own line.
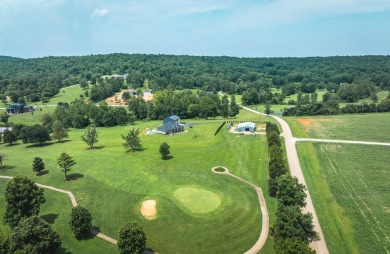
left=163, top=115, right=180, bottom=125
left=157, top=123, right=184, bottom=135
left=236, top=122, right=256, bottom=132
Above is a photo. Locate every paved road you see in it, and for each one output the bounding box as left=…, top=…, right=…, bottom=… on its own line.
left=211, top=167, right=269, bottom=254
left=295, top=137, right=390, bottom=146
left=0, top=175, right=118, bottom=245
left=241, top=106, right=329, bottom=254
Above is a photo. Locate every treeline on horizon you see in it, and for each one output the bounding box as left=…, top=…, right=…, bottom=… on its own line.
left=0, top=54, right=390, bottom=106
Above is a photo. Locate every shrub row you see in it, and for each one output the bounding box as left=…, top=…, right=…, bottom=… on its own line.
left=266, top=122, right=318, bottom=253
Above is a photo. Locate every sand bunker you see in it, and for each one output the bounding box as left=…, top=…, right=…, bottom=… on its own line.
left=140, top=200, right=157, bottom=220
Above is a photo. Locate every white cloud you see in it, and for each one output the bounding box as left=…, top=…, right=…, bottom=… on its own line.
left=91, top=8, right=109, bottom=18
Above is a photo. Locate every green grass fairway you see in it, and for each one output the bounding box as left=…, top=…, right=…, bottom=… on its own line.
left=0, top=117, right=274, bottom=253
left=285, top=113, right=390, bottom=142
left=174, top=187, right=221, bottom=213
left=48, top=85, right=87, bottom=105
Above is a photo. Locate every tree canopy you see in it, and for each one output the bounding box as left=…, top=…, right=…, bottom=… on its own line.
left=118, top=222, right=147, bottom=254
left=4, top=176, right=46, bottom=228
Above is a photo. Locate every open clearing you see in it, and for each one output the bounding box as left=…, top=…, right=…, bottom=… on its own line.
left=0, top=113, right=272, bottom=253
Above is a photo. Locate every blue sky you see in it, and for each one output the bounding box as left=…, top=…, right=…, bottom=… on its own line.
left=1, top=0, right=390, bottom=58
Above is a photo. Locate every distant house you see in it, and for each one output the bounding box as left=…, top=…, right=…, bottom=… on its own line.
left=128, top=89, right=137, bottom=95
left=144, top=89, right=152, bottom=95
left=6, top=103, right=34, bottom=114
left=157, top=122, right=184, bottom=135
left=163, top=115, right=180, bottom=125
left=236, top=122, right=256, bottom=132
left=111, top=74, right=128, bottom=79
left=0, top=127, right=12, bottom=135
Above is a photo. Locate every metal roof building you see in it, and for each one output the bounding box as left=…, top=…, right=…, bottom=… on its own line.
left=236, top=122, right=256, bottom=132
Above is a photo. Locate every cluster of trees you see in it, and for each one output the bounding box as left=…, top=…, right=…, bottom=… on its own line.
left=2, top=54, right=389, bottom=106
left=241, top=88, right=285, bottom=105
left=283, top=93, right=390, bottom=116
left=89, top=76, right=125, bottom=102
left=127, top=90, right=239, bottom=120
left=266, top=123, right=287, bottom=196
left=1, top=176, right=61, bottom=253
left=52, top=100, right=135, bottom=128
left=0, top=121, right=69, bottom=146
left=266, top=123, right=318, bottom=253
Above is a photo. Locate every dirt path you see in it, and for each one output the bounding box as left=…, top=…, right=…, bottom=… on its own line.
left=211, top=167, right=269, bottom=254
left=294, top=138, right=390, bottom=146
left=240, top=106, right=330, bottom=254
left=0, top=175, right=117, bottom=245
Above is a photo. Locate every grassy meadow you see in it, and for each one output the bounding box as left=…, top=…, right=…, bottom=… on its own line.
left=287, top=113, right=390, bottom=254
left=0, top=109, right=276, bottom=253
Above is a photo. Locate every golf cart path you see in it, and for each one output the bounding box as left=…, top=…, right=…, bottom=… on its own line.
left=0, top=175, right=118, bottom=245
left=241, top=106, right=329, bottom=254
left=211, top=167, right=269, bottom=254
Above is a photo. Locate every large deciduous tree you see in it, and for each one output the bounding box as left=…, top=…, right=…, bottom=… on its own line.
left=122, top=128, right=142, bottom=152
left=118, top=222, right=147, bottom=254
left=51, top=120, right=68, bottom=142
left=57, top=153, right=76, bottom=181
left=81, top=124, right=98, bottom=149
left=221, top=95, right=230, bottom=118
left=32, top=157, right=45, bottom=175
left=3, top=129, right=17, bottom=145
left=69, top=206, right=92, bottom=238
left=11, top=215, right=61, bottom=254
left=4, top=176, right=46, bottom=228
left=276, top=175, right=307, bottom=208
left=20, top=124, right=51, bottom=146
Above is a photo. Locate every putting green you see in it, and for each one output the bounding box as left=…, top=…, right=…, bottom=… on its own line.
left=174, top=187, right=221, bottom=213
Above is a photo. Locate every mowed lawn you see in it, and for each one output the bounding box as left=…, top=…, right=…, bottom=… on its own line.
left=286, top=113, right=390, bottom=254
left=0, top=117, right=272, bottom=253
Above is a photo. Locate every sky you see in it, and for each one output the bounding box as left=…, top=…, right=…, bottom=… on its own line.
left=1, top=0, right=390, bottom=58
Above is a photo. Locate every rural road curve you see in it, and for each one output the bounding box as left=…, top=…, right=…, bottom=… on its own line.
left=211, top=167, right=269, bottom=254
left=0, top=175, right=118, bottom=245
left=240, top=106, right=329, bottom=254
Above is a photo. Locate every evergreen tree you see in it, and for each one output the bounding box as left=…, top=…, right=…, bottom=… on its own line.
left=159, top=142, right=170, bottom=159
left=57, top=153, right=76, bottom=181
left=221, top=95, right=230, bottom=118
left=32, top=157, right=45, bottom=175
left=229, top=95, right=239, bottom=117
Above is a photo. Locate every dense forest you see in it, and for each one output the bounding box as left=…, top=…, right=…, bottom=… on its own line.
left=0, top=54, right=390, bottom=106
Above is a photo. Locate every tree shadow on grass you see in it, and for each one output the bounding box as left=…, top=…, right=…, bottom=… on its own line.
left=56, top=247, right=73, bottom=254
left=89, top=145, right=105, bottom=150
left=56, top=140, right=71, bottom=144
left=125, top=147, right=147, bottom=153
left=37, top=170, right=49, bottom=176
left=41, top=213, right=59, bottom=224
left=26, top=142, right=55, bottom=148
left=162, top=155, right=174, bottom=160
left=143, top=247, right=157, bottom=254
left=0, top=165, right=15, bottom=170
left=67, top=173, right=84, bottom=181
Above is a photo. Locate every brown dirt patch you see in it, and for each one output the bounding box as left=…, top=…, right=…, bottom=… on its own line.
left=105, top=91, right=128, bottom=106
left=296, top=118, right=315, bottom=129
left=143, top=93, right=154, bottom=101
left=140, top=200, right=157, bottom=220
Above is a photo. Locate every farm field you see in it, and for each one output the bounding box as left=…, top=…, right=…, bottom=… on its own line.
left=297, top=143, right=390, bottom=254
left=285, top=113, right=390, bottom=142
left=285, top=113, right=390, bottom=254
left=0, top=117, right=275, bottom=253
